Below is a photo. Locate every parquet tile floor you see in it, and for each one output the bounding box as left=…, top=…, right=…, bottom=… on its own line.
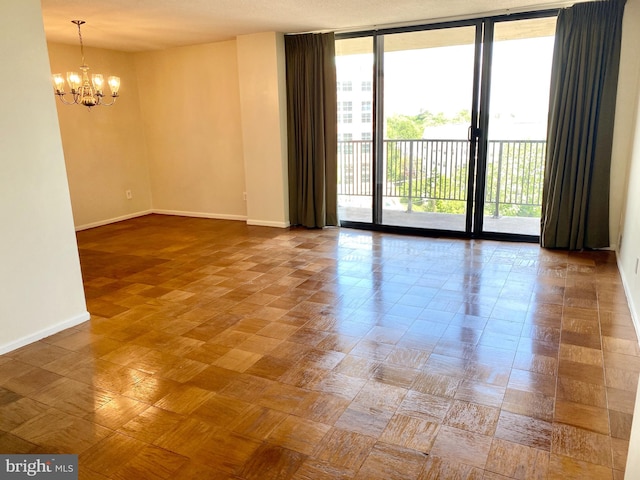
left=1, top=214, right=638, bottom=479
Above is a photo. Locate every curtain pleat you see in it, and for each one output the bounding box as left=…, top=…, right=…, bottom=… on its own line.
left=541, top=0, right=625, bottom=249
left=285, top=33, right=338, bottom=228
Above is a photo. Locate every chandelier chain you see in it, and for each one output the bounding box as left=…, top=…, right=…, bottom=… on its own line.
left=72, top=20, right=87, bottom=65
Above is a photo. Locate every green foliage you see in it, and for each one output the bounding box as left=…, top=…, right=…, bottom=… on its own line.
left=451, top=109, right=471, bottom=125
left=386, top=115, right=424, bottom=140
left=482, top=142, right=545, bottom=218
left=347, top=111, right=543, bottom=218
left=381, top=136, right=544, bottom=218
left=408, top=199, right=467, bottom=214
left=386, top=110, right=471, bottom=140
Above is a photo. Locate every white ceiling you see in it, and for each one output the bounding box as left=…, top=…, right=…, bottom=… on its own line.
left=40, top=0, right=580, bottom=52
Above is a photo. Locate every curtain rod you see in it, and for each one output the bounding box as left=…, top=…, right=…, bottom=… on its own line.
left=287, top=0, right=590, bottom=36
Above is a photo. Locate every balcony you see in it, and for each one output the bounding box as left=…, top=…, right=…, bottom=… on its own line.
left=337, top=138, right=545, bottom=236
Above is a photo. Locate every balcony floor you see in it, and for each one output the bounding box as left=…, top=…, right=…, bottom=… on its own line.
left=339, top=206, right=541, bottom=237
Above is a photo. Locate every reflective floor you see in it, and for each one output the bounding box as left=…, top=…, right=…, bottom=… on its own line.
left=0, top=214, right=638, bottom=479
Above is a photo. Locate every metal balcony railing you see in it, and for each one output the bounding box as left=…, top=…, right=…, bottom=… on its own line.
left=337, top=139, right=546, bottom=217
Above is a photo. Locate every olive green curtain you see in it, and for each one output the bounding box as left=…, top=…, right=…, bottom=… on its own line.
left=541, top=0, right=626, bottom=249
left=285, top=33, right=338, bottom=228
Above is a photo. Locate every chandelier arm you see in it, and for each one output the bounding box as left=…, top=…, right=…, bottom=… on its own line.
left=55, top=94, right=79, bottom=105
left=97, top=97, right=118, bottom=107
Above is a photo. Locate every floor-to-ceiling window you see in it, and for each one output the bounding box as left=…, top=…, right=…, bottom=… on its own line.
left=336, top=37, right=374, bottom=225
left=336, top=12, right=557, bottom=241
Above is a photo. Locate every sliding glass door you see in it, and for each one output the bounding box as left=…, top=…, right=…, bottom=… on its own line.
left=381, top=27, right=478, bottom=232
left=480, top=17, right=557, bottom=236
left=337, top=12, right=557, bottom=241
left=335, top=38, right=374, bottom=224
left=336, top=24, right=480, bottom=232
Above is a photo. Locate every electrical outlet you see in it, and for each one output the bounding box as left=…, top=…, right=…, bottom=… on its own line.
left=125, top=190, right=132, bottom=200
left=243, top=192, right=247, bottom=201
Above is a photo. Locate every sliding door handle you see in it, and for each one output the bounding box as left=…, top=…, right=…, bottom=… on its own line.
left=468, top=126, right=480, bottom=141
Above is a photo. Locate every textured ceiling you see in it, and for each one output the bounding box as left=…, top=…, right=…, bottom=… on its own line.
left=41, top=0, right=582, bottom=52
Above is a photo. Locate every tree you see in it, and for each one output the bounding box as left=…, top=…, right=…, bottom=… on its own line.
left=381, top=110, right=543, bottom=219
left=386, top=114, right=424, bottom=139
left=386, top=109, right=472, bottom=139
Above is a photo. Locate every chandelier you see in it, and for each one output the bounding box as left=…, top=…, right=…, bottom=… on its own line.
left=51, top=20, right=120, bottom=108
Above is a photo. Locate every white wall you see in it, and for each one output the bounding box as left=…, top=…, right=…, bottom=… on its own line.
left=134, top=41, right=247, bottom=221
left=48, top=42, right=153, bottom=230
left=49, top=32, right=292, bottom=231
left=237, top=32, right=290, bottom=227
left=0, top=0, right=89, bottom=354
left=614, top=0, right=640, bottom=477
left=616, top=0, right=640, bottom=322
left=611, top=0, right=640, bottom=252
left=629, top=374, right=640, bottom=478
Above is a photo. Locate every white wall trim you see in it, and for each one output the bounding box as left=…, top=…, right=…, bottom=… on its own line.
left=616, top=251, right=640, bottom=344
left=0, top=311, right=90, bottom=355
left=75, top=210, right=153, bottom=231
left=74, top=210, right=292, bottom=231
left=152, top=209, right=247, bottom=222
left=246, top=219, right=290, bottom=228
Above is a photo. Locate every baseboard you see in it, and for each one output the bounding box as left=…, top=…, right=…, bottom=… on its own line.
left=616, top=251, right=640, bottom=344
left=246, top=219, right=290, bottom=228
left=73, top=209, right=291, bottom=230
left=75, top=210, right=153, bottom=231
left=154, top=210, right=289, bottom=228
left=153, top=209, right=247, bottom=222
left=0, top=311, right=90, bottom=355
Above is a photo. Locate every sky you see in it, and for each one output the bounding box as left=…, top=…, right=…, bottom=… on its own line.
left=336, top=34, right=555, bottom=140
